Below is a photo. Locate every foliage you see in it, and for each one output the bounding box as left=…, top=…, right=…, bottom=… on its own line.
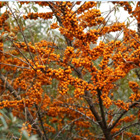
left=0, top=1, right=140, bottom=140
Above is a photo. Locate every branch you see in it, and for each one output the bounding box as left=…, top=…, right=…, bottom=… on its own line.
left=112, top=122, right=140, bottom=138
left=35, top=104, right=48, bottom=140
left=109, top=99, right=140, bottom=130
left=47, top=2, right=72, bottom=46
left=0, top=73, right=48, bottom=140
left=84, top=90, right=104, bottom=129
left=135, top=69, right=140, bottom=80
left=7, top=37, right=35, bottom=70
left=0, top=72, right=20, bottom=99
left=97, top=88, right=107, bottom=129
left=0, top=62, right=31, bottom=70
left=53, top=117, right=83, bottom=140
left=0, top=50, right=30, bottom=65
left=7, top=3, right=36, bottom=66
left=62, top=104, right=99, bottom=126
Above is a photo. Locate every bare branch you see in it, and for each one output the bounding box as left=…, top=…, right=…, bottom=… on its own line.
left=112, top=122, right=140, bottom=138
left=109, top=99, right=140, bottom=130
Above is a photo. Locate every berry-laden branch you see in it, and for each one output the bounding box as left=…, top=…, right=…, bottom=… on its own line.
left=0, top=73, right=48, bottom=140
left=0, top=1, right=140, bottom=140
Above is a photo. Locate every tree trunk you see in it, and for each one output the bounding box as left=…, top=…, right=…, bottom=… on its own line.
left=103, top=129, right=112, bottom=140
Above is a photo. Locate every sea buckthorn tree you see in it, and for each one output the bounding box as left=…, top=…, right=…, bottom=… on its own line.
left=0, top=1, right=140, bottom=140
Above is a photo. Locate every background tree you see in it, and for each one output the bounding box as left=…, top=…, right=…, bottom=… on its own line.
left=0, top=1, right=140, bottom=140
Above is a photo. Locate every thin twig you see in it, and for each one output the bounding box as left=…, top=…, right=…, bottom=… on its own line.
left=0, top=50, right=30, bottom=65
left=109, top=99, right=140, bottom=130
left=53, top=117, right=83, bottom=140
left=7, top=3, right=36, bottom=66
left=7, top=37, right=35, bottom=70
left=0, top=62, right=31, bottom=70
left=112, top=122, right=140, bottom=138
